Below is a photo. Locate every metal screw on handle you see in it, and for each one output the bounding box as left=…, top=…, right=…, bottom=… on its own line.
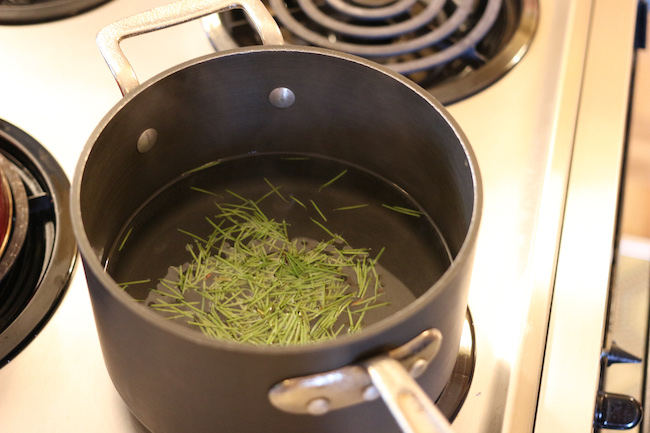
left=96, top=0, right=284, bottom=95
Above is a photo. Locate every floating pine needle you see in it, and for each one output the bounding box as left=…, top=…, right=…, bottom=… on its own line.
left=133, top=194, right=388, bottom=346
left=182, top=160, right=221, bottom=176
left=381, top=204, right=423, bottom=217
left=225, top=189, right=248, bottom=202
left=333, top=204, right=370, bottom=211
left=310, top=217, right=339, bottom=240
left=310, top=199, right=327, bottom=222
left=290, top=195, right=307, bottom=209
left=118, top=278, right=151, bottom=289
left=191, top=187, right=222, bottom=197
left=375, top=246, right=386, bottom=262
left=319, top=169, right=347, bottom=192
left=263, top=177, right=290, bottom=203
left=118, top=227, right=133, bottom=252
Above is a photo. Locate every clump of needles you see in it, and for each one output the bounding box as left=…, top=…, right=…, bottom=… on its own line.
left=122, top=169, right=391, bottom=346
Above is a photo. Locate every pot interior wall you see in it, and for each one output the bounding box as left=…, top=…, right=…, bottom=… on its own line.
left=79, top=48, right=476, bottom=272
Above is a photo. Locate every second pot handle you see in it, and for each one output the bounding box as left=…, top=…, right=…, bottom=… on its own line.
left=364, top=356, right=455, bottom=433
left=268, top=328, right=454, bottom=433
left=96, top=0, right=284, bottom=96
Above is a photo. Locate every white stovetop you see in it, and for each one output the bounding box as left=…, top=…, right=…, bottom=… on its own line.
left=0, top=1, right=639, bottom=432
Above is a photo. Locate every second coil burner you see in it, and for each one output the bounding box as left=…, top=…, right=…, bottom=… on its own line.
left=0, top=119, right=76, bottom=365
left=209, top=0, right=538, bottom=104
left=0, top=0, right=111, bottom=24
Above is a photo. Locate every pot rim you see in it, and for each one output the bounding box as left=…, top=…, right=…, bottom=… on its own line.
left=70, top=44, right=483, bottom=357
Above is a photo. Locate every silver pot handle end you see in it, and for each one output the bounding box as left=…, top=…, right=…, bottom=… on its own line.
left=364, top=355, right=455, bottom=433
left=96, top=0, right=284, bottom=96
left=268, top=328, right=453, bottom=433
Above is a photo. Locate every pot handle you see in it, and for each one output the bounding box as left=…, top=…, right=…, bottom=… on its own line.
left=268, top=328, right=455, bottom=433
left=96, top=0, right=284, bottom=96
left=364, top=356, right=455, bottom=433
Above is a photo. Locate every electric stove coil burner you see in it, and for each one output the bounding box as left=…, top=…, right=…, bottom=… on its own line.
left=209, top=0, right=538, bottom=103
left=269, top=0, right=499, bottom=65
left=0, top=154, right=29, bottom=282
left=0, top=119, right=76, bottom=365
left=0, top=165, right=15, bottom=256
left=0, top=0, right=111, bottom=24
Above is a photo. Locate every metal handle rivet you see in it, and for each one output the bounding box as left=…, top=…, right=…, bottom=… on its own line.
left=269, top=87, right=295, bottom=108
left=306, top=397, right=330, bottom=415
left=409, top=358, right=428, bottom=377
left=137, top=128, right=158, bottom=153
left=362, top=385, right=379, bottom=401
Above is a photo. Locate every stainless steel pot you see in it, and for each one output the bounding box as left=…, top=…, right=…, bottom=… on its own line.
left=70, top=1, right=482, bottom=432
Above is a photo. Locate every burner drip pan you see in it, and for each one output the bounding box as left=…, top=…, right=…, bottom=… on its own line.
left=0, top=153, right=29, bottom=282
left=0, top=0, right=111, bottom=24
left=0, top=119, right=76, bottom=365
